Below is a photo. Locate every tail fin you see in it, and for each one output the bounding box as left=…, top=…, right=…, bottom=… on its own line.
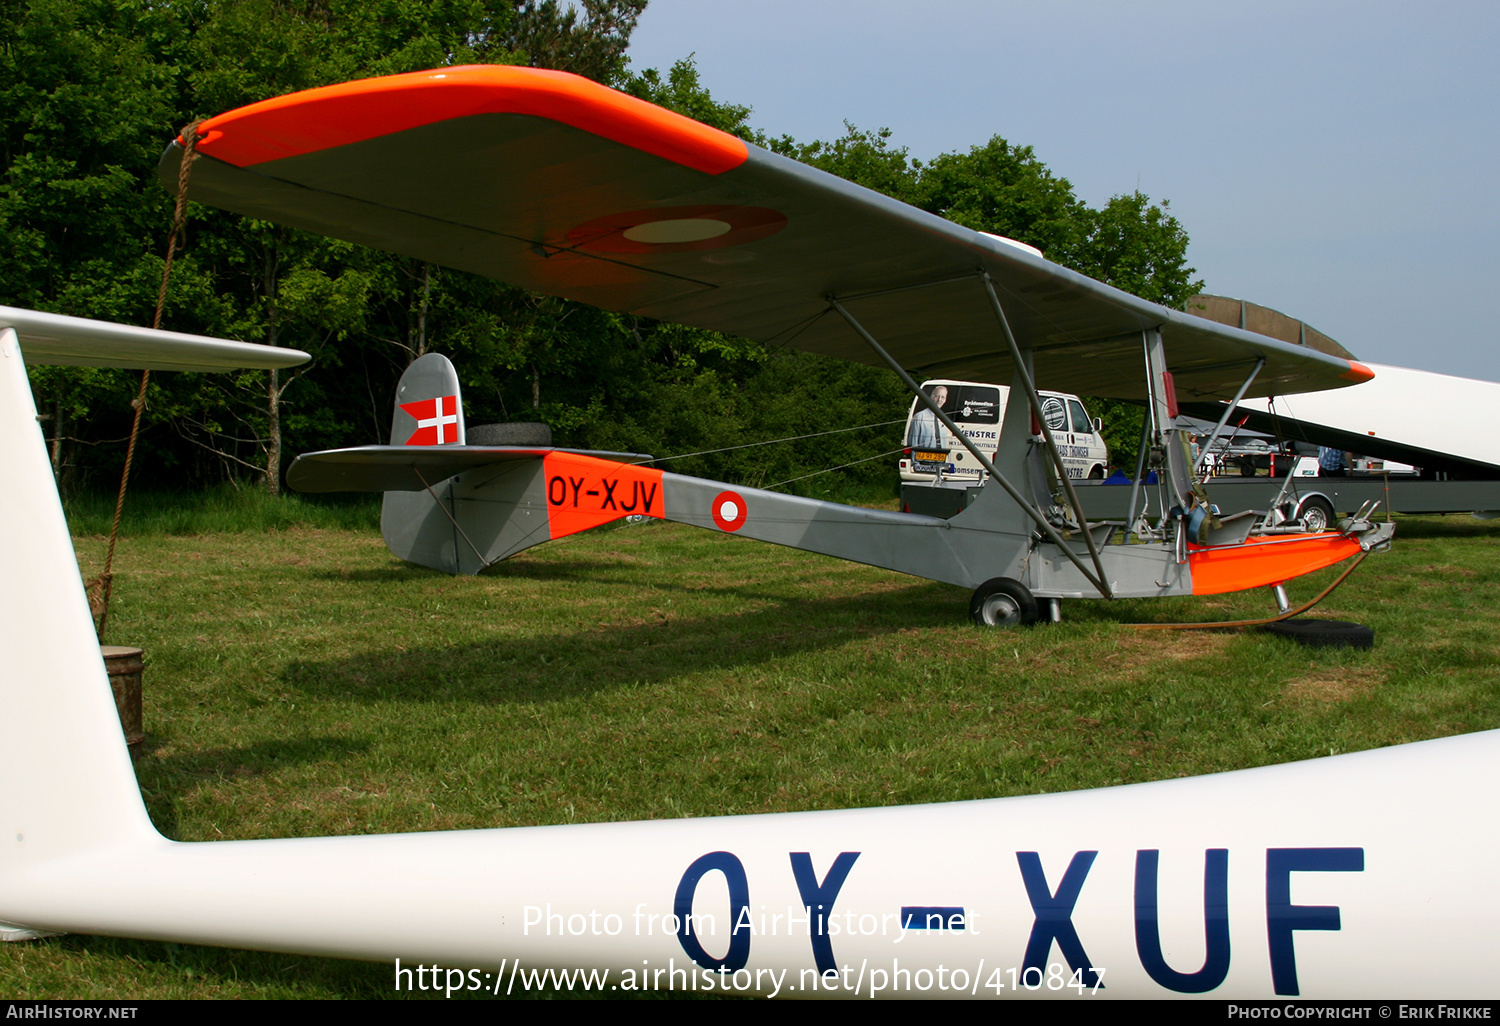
left=381, top=354, right=469, bottom=571
left=389, top=352, right=465, bottom=446
left=376, top=354, right=659, bottom=575
left=0, top=327, right=159, bottom=929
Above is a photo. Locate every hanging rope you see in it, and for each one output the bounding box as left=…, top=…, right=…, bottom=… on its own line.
left=89, top=121, right=203, bottom=641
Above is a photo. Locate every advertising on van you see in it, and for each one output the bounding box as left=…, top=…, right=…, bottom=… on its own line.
left=899, top=379, right=1109, bottom=483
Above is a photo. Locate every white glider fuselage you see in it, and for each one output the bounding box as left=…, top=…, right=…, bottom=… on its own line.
left=1, top=319, right=1498, bottom=999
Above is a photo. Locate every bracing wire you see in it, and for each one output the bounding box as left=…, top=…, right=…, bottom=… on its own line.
left=762, top=448, right=906, bottom=491
left=639, top=419, right=905, bottom=465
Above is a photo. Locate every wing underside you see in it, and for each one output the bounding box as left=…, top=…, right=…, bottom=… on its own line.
left=161, top=66, right=1368, bottom=401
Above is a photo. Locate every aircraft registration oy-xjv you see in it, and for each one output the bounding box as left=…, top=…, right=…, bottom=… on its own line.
left=2, top=67, right=1497, bottom=1001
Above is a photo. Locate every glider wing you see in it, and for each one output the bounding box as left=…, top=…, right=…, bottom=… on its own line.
left=2, top=305, right=310, bottom=372
left=159, top=66, right=1368, bottom=401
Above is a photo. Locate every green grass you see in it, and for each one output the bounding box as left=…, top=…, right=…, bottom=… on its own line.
left=8, top=505, right=1500, bottom=997
left=61, top=484, right=381, bottom=537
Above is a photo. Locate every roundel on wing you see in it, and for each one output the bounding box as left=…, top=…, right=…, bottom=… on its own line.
left=566, top=205, right=787, bottom=254
left=711, top=490, right=747, bottom=532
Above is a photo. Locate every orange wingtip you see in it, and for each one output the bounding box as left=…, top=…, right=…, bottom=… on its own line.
left=1341, top=361, right=1375, bottom=383
left=180, top=66, right=748, bottom=176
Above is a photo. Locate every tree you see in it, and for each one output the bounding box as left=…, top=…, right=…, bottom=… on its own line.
left=1, top=16, right=1205, bottom=497
left=914, top=137, right=1082, bottom=255
left=507, top=0, right=646, bottom=85
left=1072, top=191, right=1197, bottom=307
left=626, top=56, right=753, bottom=136
left=906, top=138, right=1201, bottom=473
left=179, top=0, right=525, bottom=493
left=0, top=0, right=189, bottom=492
left=769, top=124, right=920, bottom=205
left=628, top=59, right=1202, bottom=480
left=0, top=0, right=532, bottom=493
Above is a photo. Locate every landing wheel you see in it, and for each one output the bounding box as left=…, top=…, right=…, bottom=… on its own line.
left=969, top=578, right=1039, bottom=627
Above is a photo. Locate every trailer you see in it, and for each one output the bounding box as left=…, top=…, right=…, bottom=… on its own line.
left=904, top=475, right=1500, bottom=530
left=897, top=295, right=1500, bottom=529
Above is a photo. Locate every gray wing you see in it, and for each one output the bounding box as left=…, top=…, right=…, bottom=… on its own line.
left=159, top=66, right=1369, bottom=400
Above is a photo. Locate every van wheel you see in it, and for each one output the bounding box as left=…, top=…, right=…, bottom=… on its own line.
left=1088, top=465, right=1104, bottom=480
left=1297, top=497, right=1336, bottom=533
left=969, top=578, right=1039, bottom=627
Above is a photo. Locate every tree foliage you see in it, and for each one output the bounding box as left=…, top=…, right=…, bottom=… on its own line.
left=2, top=9, right=1200, bottom=497
left=755, top=91, right=1200, bottom=475
left=509, top=0, right=646, bottom=84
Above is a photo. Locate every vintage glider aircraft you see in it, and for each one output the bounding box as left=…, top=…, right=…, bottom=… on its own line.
left=159, top=65, right=1394, bottom=625
left=2, top=307, right=1498, bottom=999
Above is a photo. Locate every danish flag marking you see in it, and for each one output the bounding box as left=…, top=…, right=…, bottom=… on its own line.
left=400, top=395, right=459, bottom=445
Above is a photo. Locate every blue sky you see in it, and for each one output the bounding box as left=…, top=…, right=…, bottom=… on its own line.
left=628, top=1, right=1500, bottom=380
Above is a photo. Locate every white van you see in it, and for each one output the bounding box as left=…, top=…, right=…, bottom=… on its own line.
left=898, top=379, right=1110, bottom=483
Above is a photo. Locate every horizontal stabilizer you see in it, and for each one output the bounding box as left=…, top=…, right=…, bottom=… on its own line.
left=288, top=445, right=654, bottom=493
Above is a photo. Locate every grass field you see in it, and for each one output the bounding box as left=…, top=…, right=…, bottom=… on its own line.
left=5, top=490, right=1499, bottom=998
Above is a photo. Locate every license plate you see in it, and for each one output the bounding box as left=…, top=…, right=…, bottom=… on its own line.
left=912, top=450, right=947, bottom=463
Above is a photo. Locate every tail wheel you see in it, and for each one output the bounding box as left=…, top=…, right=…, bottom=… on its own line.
left=1297, top=497, right=1336, bottom=533
left=466, top=421, right=553, bottom=447
left=969, top=577, right=1039, bottom=627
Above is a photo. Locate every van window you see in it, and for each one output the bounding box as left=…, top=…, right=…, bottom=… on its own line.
left=904, top=384, right=1000, bottom=449
left=951, top=385, right=1000, bottom=424
left=1068, top=399, right=1093, bottom=434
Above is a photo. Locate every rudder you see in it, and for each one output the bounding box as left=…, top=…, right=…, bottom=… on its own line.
left=381, top=354, right=467, bottom=572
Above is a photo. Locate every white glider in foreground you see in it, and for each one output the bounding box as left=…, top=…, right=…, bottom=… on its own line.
left=0, top=311, right=1496, bottom=999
